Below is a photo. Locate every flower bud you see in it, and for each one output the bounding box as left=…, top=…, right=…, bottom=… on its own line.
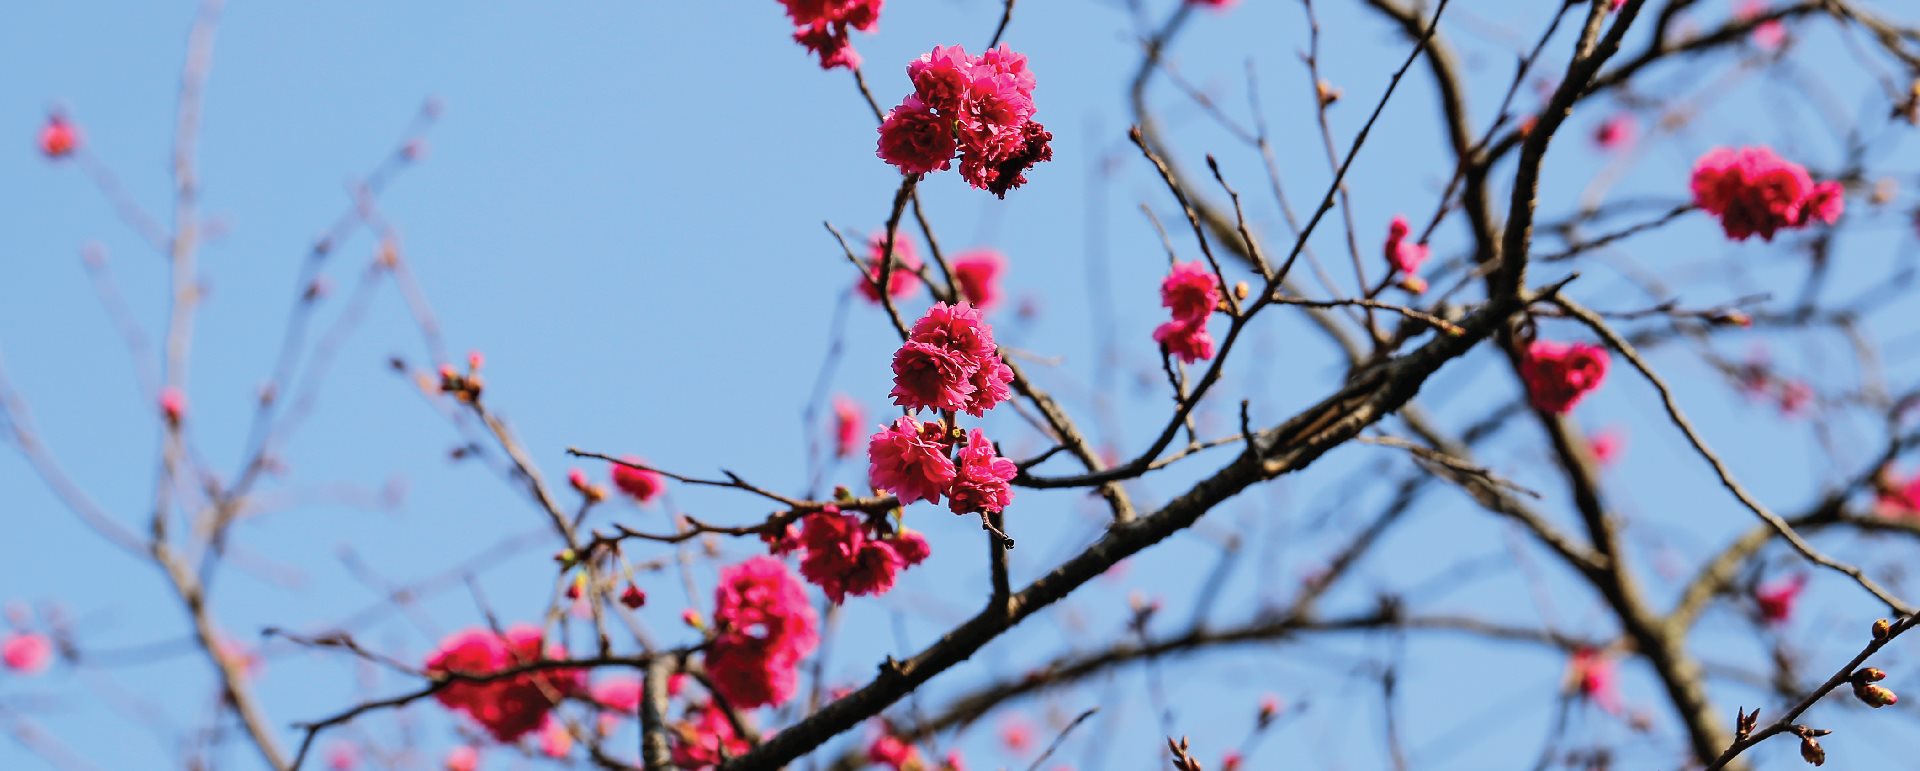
left=160, top=386, right=187, bottom=427
left=1233, top=281, right=1249, bottom=300
left=619, top=583, right=646, bottom=609
left=681, top=609, right=705, bottom=630
left=1398, top=275, right=1429, bottom=295
left=565, top=572, right=586, bottom=601
left=1854, top=682, right=1898, bottom=708
left=39, top=116, right=78, bottom=159
left=1873, top=618, right=1892, bottom=640
left=1852, top=667, right=1887, bottom=684
left=1800, top=735, right=1825, bottom=766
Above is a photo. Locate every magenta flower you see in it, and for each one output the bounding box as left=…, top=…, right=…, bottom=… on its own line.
left=1754, top=574, right=1807, bottom=625
left=891, top=341, right=977, bottom=413
left=832, top=395, right=865, bottom=458
left=1690, top=146, right=1843, bottom=241
left=610, top=457, right=664, bottom=503
left=2, top=632, right=51, bottom=675
left=908, top=45, right=974, bottom=114
left=1593, top=113, right=1636, bottom=151
left=948, top=429, right=1016, bottom=515
left=868, top=417, right=956, bottom=505
left=859, top=230, right=923, bottom=303
left=1383, top=215, right=1430, bottom=279
left=707, top=556, right=819, bottom=709
left=1569, top=647, right=1623, bottom=715
left=877, top=97, right=957, bottom=175
left=951, top=249, right=1006, bottom=310
left=1521, top=340, right=1609, bottom=414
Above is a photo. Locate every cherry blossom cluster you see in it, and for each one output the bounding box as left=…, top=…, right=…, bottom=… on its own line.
left=793, top=506, right=931, bottom=604
left=1383, top=215, right=1430, bottom=294
left=1519, top=340, right=1609, bottom=414
left=422, top=626, right=584, bottom=743
left=855, top=233, right=1008, bottom=312
left=704, top=556, right=819, bottom=710
left=877, top=45, right=1054, bottom=197
left=1689, top=146, right=1843, bottom=241
left=672, top=702, right=753, bottom=769
left=1152, top=261, right=1221, bottom=364
left=867, top=302, right=1019, bottom=516
left=776, top=0, right=883, bottom=70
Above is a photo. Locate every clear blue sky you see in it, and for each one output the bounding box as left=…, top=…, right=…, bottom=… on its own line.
left=4, top=1, right=1919, bottom=769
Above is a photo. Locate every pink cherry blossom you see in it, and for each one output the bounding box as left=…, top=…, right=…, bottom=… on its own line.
left=611, top=457, right=664, bottom=503
left=1569, top=647, right=1623, bottom=714
left=859, top=231, right=922, bottom=303
left=832, top=395, right=865, bottom=458
left=868, top=417, right=956, bottom=505
left=39, top=115, right=77, bottom=159
left=948, top=429, right=1016, bottom=515
left=1521, top=340, right=1609, bottom=414
left=1690, top=146, right=1843, bottom=241
left=2, top=632, right=52, bottom=675
left=1754, top=574, right=1807, bottom=625
left=951, top=249, right=1006, bottom=310
left=706, top=556, right=818, bottom=709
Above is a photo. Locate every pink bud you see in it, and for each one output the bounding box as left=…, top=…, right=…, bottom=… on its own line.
left=38, top=116, right=77, bottom=158
left=159, top=386, right=186, bottom=425
left=619, top=584, right=646, bottom=609
left=2, top=633, right=53, bottom=675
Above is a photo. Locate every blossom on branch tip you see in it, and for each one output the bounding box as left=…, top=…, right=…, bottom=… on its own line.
left=1384, top=215, right=1429, bottom=283
left=2, top=633, right=52, bottom=675
left=706, top=556, right=818, bottom=708
left=671, top=701, right=753, bottom=769
left=423, top=626, right=584, bottom=742
left=778, top=0, right=883, bottom=70
left=878, top=45, right=1052, bottom=195
left=951, top=249, right=1006, bottom=310
left=832, top=395, right=865, bottom=458
left=610, top=457, right=663, bottom=503
left=444, top=746, right=479, bottom=771
left=1152, top=261, right=1220, bottom=364
left=891, top=302, right=1012, bottom=416
left=38, top=115, right=77, bottom=158
left=1520, top=340, right=1609, bottom=414
left=867, top=417, right=956, bottom=505
left=948, top=429, right=1015, bottom=516
left=1567, top=647, right=1623, bottom=715
left=1690, top=146, right=1843, bottom=241
left=1754, top=574, right=1807, bottom=625
left=859, top=231, right=922, bottom=303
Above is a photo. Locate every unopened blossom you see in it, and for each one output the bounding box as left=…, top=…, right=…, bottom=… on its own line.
left=38, top=115, right=77, bottom=158
left=423, top=626, right=584, bottom=742
left=951, top=249, right=1006, bottom=310
left=706, top=557, right=819, bottom=709
left=1589, top=428, right=1625, bottom=467
left=1000, top=715, right=1034, bottom=754
left=444, top=746, right=480, bottom=771
left=160, top=386, right=187, bottom=425
left=1222, top=751, right=1244, bottom=771
left=1755, top=574, right=1807, bottom=625
left=1568, top=647, right=1623, bottom=715
left=1690, top=146, right=1843, bottom=241
left=868, top=416, right=956, bottom=505
left=670, top=702, right=753, bottom=769
left=619, top=583, right=647, bottom=609
left=878, top=45, right=1052, bottom=196
left=948, top=429, right=1016, bottom=515
left=611, top=457, right=664, bottom=503
left=859, top=231, right=922, bottom=303
left=1521, top=340, right=1609, bottom=414
left=325, top=743, right=360, bottom=770
left=832, top=395, right=865, bottom=458
left=2, top=633, right=52, bottom=675
left=1594, top=113, right=1636, bottom=151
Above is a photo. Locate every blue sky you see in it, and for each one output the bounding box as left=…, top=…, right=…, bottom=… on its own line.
left=5, top=1, right=1920, bottom=769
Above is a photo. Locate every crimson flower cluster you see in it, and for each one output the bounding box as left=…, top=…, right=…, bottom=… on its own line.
left=857, top=230, right=922, bottom=304
left=1520, top=340, right=1609, bottom=414
left=877, top=45, right=1054, bottom=197
left=776, top=0, right=882, bottom=70
left=889, top=302, right=1013, bottom=417
left=869, top=302, right=1018, bottom=516
left=422, top=626, right=584, bottom=743
left=671, top=702, right=753, bottom=769
left=1689, top=146, right=1844, bottom=241
left=704, top=556, right=819, bottom=709
left=1152, top=261, right=1221, bottom=364
left=795, top=506, right=931, bottom=604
